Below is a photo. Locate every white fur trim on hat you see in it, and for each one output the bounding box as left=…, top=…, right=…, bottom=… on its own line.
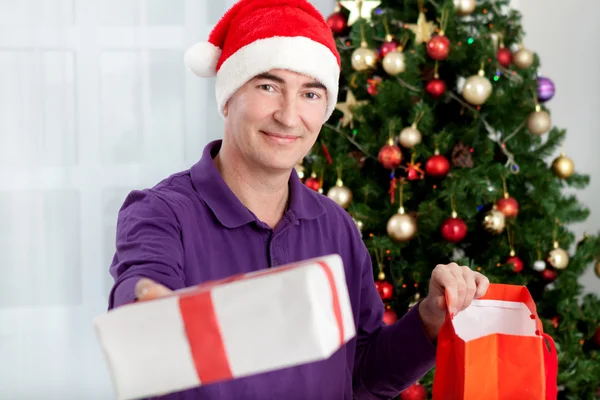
left=215, top=36, right=340, bottom=123
left=184, top=42, right=222, bottom=77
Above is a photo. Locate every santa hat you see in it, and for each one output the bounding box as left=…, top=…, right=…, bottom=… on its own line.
left=184, top=0, right=341, bottom=122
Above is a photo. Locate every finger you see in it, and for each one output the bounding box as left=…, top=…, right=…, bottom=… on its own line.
left=474, top=272, right=490, bottom=299
left=434, top=265, right=458, bottom=316
left=135, top=278, right=172, bottom=301
left=461, top=266, right=477, bottom=310
left=449, top=266, right=468, bottom=313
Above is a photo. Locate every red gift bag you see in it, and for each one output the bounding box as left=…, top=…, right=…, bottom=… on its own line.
left=432, top=284, right=558, bottom=400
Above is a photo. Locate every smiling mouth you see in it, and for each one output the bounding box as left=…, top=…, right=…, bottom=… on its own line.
left=261, top=131, right=300, bottom=144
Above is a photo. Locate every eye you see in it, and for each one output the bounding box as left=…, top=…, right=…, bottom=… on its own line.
left=304, top=92, right=321, bottom=100
left=259, top=84, right=274, bottom=92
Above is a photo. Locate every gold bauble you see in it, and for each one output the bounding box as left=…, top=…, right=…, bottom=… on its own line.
left=462, top=69, right=492, bottom=105
left=547, top=245, right=569, bottom=270
left=398, top=124, right=422, bottom=148
left=378, top=271, right=386, bottom=280
left=353, top=218, right=364, bottom=235
left=513, top=47, right=534, bottom=69
left=351, top=44, right=377, bottom=72
left=294, top=162, right=305, bottom=180
left=594, top=259, right=600, bottom=278
left=552, top=154, right=575, bottom=179
left=483, top=208, right=505, bottom=234
left=453, top=0, right=476, bottom=16
left=527, top=106, right=552, bottom=136
left=386, top=208, right=417, bottom=242
left=327, top=179, right=353, bottom=209
left=382, top=51, right=406, bottom=76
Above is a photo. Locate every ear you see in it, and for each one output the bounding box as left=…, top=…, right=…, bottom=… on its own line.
left=223, top=101, right=229, bottom=117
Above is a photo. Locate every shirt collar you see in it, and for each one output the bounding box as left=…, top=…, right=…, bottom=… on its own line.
left=190, top=140, right=324, bottom=228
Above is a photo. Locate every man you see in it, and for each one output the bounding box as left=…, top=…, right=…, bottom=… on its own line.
left=108, top=0, right=490, bottom=398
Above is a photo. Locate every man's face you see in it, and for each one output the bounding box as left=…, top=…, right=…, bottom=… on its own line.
left=223, top=69, right=328, bottom=172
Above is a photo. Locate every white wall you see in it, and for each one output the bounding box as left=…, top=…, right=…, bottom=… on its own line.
left=518, top=0, right=600, bottom=296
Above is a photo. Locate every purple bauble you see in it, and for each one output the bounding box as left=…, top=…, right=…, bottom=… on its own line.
left=537, top=77, right=555, bottom=102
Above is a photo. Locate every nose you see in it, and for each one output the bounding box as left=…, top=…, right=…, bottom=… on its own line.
left=273, top=94, right=301, bottom=128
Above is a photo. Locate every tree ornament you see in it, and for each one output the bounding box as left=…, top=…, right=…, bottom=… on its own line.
left=425, top=148, right=450, bottom=178
left=513, top=43, right=534, bottom=69
left=527, top=104, right=551, bottom=136
left=451, top=142, right=474, bottom=168
left=462, top=64, right=492, bottom=105
left=380, top=18, right=398, bottom=58
left=382, top=35, right=408, bottom=76
left=496, top=177, right=519, bottom=217
left=426, top=10, right=450, bottom=61
left=327, top=169, right=353, bottom=209
left=400, top=382, right=427, bottom=400
left=533, top=259, right=546, bottom=272
left=326, top=3, right=348, bottom=36
left=375, top=280, right=393, bottom=300
left=441, top=196, right=467, bottom=243
left=378, top=138, right=403, bottom=170
left=594, top=259, right=600, bottom=278
left=537, top=76, right=555, bottom=102
left=483, top=207, right=506, bottom=235
left=304, top=171, right=321, bottom=191
left=367, top=76, right=382, bottom=96
left=294, top=161, right=305, bottom=180
left=352, top=45, right=377, bottom=72
left=335, top=90, right=368, bottom=128
left=548, top=242, right=569, bottom=270
left=339, top=0, right=381, bottom=26
left=398, top=111, right=424, bottom=149
left=551, top=150, right=575, bottom=179
left=453, top=0, right=476, bottom=16
left=542, top=268, right=557, bottom=282
left=374, top=249, right=387, bottom=281
left=407, top=0, right=436, bottom=44
left=383, top=308, right=398, bottom=325
left=387, top=181, right=417, bottom=242
left=496, top=46, right=512, bottom=68
left=406, top=153, right=425, bottom=181
left=408, top=292, right=421, bottom=308
left=426, top=62, right=446, bottom=99
left=353, top=217, right=364, bottom=235
left=505, top=228, right=523, bottom=272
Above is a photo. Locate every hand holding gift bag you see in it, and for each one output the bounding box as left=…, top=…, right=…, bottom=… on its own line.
left=432, top=283, right=558, bottom=400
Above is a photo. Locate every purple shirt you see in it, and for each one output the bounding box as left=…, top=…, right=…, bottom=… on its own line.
left=108, top=140, right=436, bottom=399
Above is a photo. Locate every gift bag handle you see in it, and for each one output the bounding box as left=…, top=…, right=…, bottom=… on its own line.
left=542, top=333, right=558, bottom=400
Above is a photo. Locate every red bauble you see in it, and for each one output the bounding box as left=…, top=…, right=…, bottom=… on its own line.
left=425, top=154, right=450, bottom=177
left=441, top=217, right=467, bottom=242
left=326, top=12, right=347, bottom=35
left=375, top=280, right=393, bottom=300
left=496, top=47, right=512, bottom=68
left=593, top=326, right=600, bottom=346
left=380, top=40, right=398, bottom=58
left=383, top=309, right=398, bottom=326
left=506, top=256, right=524, bottom=273
left=400, top=382, right=427, bottom=400
left=378, top=142, right=403, bottom=169
left=426, top=35, right=451, bottom=60
left=542, top=268, right=558, bottom=282
left=496, top=196, right=519, bottom=218
left=426, top=78, right=447, bottom=99
left=305, top=177, right=321, bottom=191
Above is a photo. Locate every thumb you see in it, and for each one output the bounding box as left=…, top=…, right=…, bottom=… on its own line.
left=135, top=278, right=172, bottom=302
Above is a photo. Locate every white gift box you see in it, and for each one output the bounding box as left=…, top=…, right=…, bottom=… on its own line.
left=94, top=254, right=356, bottom=400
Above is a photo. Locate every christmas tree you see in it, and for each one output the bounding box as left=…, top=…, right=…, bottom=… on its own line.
left=300, top=0, right=600, bottom=398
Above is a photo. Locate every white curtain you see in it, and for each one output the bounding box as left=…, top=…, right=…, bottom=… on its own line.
left=0, top=0, right=333, bottom=398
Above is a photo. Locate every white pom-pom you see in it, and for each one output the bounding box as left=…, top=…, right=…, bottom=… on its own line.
left=184, top=42, right=221, bottom=77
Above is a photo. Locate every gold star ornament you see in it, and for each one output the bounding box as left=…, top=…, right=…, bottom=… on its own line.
left=335, top=90, right=369, bottom=128
left=407, top=10, right=436, bottom=44
left=340, top=0, right=382, bottom=26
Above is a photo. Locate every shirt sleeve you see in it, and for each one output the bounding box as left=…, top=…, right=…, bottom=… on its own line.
left=107, top=189, right=186, bottom=310
left=352, top=247, right=437, bottom=398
